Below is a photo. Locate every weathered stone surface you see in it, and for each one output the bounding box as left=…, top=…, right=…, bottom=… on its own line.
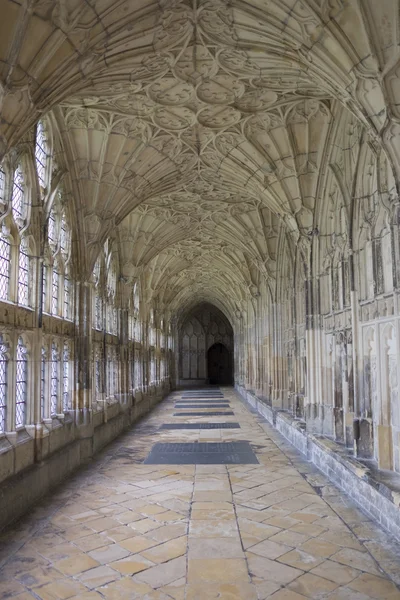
left=0, top=0, right=400, bottom=556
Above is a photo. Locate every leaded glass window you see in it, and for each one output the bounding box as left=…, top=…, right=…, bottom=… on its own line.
left=128, top=315, right=133, bottom=340
left=18, top=240, right=29, bottom=306
left=95, top=345, right=102, bottom=396
left=50, top=344, right=59, bottom=415
left=64, top=275, right=70, bottom=319
left=63, top=343, right=69, bottom=411
left=42, top=264, right=47, bottom=312
left=0, top=166, right=5, bottom=203
left=106, top=304, right=112, bottom=333
left=15, top=338, right=27, bottom=428
left=48, top=209, right=57, bottom=249
left=11, top=165, right=24, bottom=221
left=60, top=213, right=70, bottom=257
left=40, top=347, right=46, bottom=419
left=95, top=358, right=101, bottom=395
left=95, top=294, right=102, bottom=329
left=0, top=337, right=8, bottom=433
left=112, top=307, right=118, bottom=335
left=107, top=347, right=117, bottom=397
left=113, top=352, right=118, bottom=396
left=52, top=265, right=59, bottom=315
left=35, top=121, right=48, bottom=188
left=0, top=234, right=10, bottom=301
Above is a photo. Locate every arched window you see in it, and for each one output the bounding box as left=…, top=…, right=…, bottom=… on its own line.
left=107, top=346, right=118, bottom=398
left=0, top=165, right=5, bottom=204
left=94, top=293, right=102, bottom=330
left=106, top=255, right=117, bottom=335
left=60, top=211, right=71, bottom=319
left=64, top=268, right=71, bottom=320
left=50, top=343, right=59, bottom=415
left=60, top=212, right=70, bottom=256
left=40, top=346, right=46, bottom=419
left=113, top=350, right=118, bottom=397
left=63, top=342, right=70, bottom=411
left=35, top=121, right=49, bottom=189
left=94, top=344, right=103, bottom=397
left=11, top=164, right=25, bottom=222
left=18, top=238, right=30, bottom=306
left=48, top=206, right=57, bottom=249
left=93, top=256, right=102, bottom=330
left=42, top=262, right=48, bottom=312
left=133, top=282, right=139, bottom=312
left=43, top=195, right=73, bottom=318
left=11, top=163, right=33, bottom=307
left=112, top=307, right=118, bottom=336
left=0, top=336, right=9, bottom=433
left=51, top=259, right=60, bottom=315
left=0, top=228, right=11, bottom=301
left=15, top=337, right=27, bottom=428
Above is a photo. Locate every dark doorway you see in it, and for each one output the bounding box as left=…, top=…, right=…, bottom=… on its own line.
left=207, top=343, right=233, bottom=385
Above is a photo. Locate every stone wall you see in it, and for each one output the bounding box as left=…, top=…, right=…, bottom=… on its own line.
left=0, top=385, right=167, bottom=531
left=237, top=385, right=400, bottom=543
left=177, top=303, right=233, bottom=385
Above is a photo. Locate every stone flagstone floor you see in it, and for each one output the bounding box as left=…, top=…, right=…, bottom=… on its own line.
left=1, top=388, right=400, bottom=599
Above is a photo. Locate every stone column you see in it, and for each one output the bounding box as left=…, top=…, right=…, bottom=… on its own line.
left=119, top=306, right=130, bottom=403
left=74, top=280, right=92, bottom=421
left=305, top=275, right=331, bottom=434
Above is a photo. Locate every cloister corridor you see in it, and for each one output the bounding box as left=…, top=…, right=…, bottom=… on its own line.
left=1, top=388, right=400, bottom=600
left=3, top=0, right=400, bottom=598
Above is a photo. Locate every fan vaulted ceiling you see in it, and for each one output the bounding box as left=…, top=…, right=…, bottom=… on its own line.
left=0, top=0, right=399, bottom=320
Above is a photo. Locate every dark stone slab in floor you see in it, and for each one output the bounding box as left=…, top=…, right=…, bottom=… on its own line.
left=181, top=397, right=224, bottom=400
left=179, top=387, right=223, bottom=394
left=177, top=399, right=227, bottom=402
left=182, top=392, right=223, bottom=394
left=143, top=441, right=258, bottom=464
left=181, top=391, right=223, bottom=394
left=174, top=404, right=231, bottom=409
left=173, top=411, right=234, bottom=416
left=160, top=423, right=241, bottom=430
left=181, top=395, right=224, bottom=398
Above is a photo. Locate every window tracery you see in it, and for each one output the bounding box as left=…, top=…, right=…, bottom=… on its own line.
left=43, top=195, right=72, bottom=318
left=35, top=120, right=50, bottom=190
left=133, top=282, right=141, bottom=342
left=40, top=347, right=46, bottom=419
left=51, top=260, right=60, bottom=315
left=0, top=231, right=11, bottom=301
left=0, top=166, right=5, bottom=204
left=93, top=256, right=103, bottom=330
left=18, top=238, right=30, bottom=306
left=107, top=346, right=118, bottom=399
left=63, top=342, right=70, bottom=412
left=0, top=336, right=9, bottom=433
left=15, top=337, right=27, bottom=428
left=105, top=252, right=118, bottom=336
left=50, top=343, right=59, bottom=415
left=94, top=343, right=103, bottom=400
left=11, top=164, right=25, bottom=222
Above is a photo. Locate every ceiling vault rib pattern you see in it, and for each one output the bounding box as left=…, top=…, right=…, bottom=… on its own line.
left=0, top=0, right=399, bottom=318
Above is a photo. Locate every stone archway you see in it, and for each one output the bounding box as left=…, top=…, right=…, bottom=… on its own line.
left=207, top=343, right=233, bottom=385
left=177, top=303, right=233, bottom=387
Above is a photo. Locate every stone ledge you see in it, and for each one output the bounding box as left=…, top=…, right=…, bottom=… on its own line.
left=0, top=384, right=169, bottom=532
left=236, top=384, right=400, bottom=542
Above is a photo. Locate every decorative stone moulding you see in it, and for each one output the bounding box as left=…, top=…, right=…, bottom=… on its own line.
left=237, top=385, right=400, bottom=543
